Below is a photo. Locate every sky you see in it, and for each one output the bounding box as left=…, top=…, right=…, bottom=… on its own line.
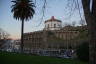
left=0, top=0, right=83, bottom=39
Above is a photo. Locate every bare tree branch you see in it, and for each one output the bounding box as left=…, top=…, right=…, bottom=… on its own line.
left=35, top=0, right=47, bottom=27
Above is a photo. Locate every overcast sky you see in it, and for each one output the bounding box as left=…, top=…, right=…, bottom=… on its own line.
left=0, top=0, right=83, bottom=39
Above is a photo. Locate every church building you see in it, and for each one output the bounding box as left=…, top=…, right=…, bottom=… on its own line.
left=23, top=16, right=87, bottom=56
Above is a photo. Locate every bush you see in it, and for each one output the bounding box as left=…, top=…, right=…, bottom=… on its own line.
left=76, top=42, right=89, bottom=61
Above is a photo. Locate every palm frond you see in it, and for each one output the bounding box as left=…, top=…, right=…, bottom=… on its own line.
left=11, top=0, right=35, bottom=21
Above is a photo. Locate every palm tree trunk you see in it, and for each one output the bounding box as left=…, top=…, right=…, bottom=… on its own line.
left=21, top=20, right=24, bottom=53
left=82, top=0, right=96, bottom=64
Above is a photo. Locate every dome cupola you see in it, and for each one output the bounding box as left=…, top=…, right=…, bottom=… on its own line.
left=44, top=16, right=62, bottom=30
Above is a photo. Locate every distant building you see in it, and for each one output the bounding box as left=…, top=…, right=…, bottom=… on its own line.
left=13, top=39, right=20, bottom=52
left=23, top=16, right=88, bottom=56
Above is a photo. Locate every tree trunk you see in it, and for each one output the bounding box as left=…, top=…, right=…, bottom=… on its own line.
left=88, top=14, right=96, bottom=64
left=82, top=0, right=96, bottom=64
left=21, top=20, right=24, bottom=53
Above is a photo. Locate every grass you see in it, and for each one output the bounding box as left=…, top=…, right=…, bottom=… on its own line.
left=0, top=52, right=88, bottom=64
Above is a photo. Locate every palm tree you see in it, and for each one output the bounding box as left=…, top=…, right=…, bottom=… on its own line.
left=11, top=0, right=35, bottom=53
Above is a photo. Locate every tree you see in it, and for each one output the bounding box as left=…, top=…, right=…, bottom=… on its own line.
left=11, top=0, right=35, bottom=53
left=63, top=22, right=71, bottom=27
left=0, top=28, right=10, bottom=39
left=0, top=28, right=10, bottom=49
left=81, top=0, right=96, bottom=64
left=79, top=19, right=86, bottom=26
left=72, top=21, right=76, bottom=27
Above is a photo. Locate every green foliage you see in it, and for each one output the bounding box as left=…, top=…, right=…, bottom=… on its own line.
left=76, top=42, right=89, bottom=61
left=0, top=52, right=88, bottom=64
left=11, top=0, right=35, bottom=21
left=78, top=30, right=88, bottom=39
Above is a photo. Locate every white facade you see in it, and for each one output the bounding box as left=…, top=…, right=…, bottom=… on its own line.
left=44, top=16, right=62, bottom=30
left=13, top=39, right=20, bottom=52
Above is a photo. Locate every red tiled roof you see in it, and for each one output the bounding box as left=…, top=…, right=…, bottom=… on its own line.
left=45, top=16, right=61, bottom=23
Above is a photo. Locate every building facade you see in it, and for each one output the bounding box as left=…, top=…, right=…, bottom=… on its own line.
left=23, top=16, right=87, bottom=56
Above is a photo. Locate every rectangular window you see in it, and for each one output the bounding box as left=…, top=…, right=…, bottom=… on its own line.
left=54, top=24, right=56, bottom=28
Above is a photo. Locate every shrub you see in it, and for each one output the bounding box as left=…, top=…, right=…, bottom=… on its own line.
left=76, top=42, right=89, bottom=61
